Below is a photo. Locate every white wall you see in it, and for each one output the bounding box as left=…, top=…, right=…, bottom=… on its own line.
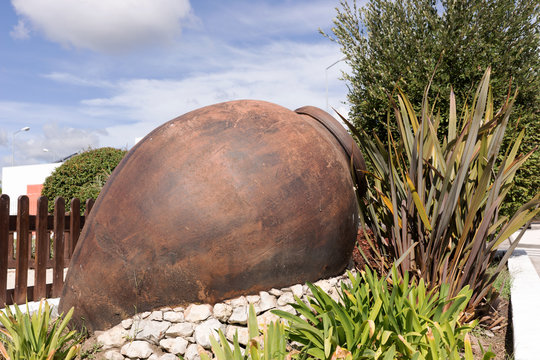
left=2, top=163, right=62, bottom=215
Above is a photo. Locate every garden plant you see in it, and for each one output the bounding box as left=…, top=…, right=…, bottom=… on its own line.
left=200, top=304, right=288, bottom=360
left=204, top=267, right=490, bottom=359
left=0, top=300, right=81, bottom=360
left=339, top=68, right=539, bottom=318
left=275, top=266, right=493, bottom=359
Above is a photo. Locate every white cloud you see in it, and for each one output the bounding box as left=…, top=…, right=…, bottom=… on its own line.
left=9, top=19, right=30, bottom=40
left=9, top=123, right=101, bottom=166
left=43, top=72, right=113, bottom=88
left=10, top=0, right=193, bottom=53
left=1, top=0, right=358, bottom=180
left=0, top=35, right=351, bottom=166
left=204, top=1, right=338, bottom=38
left=0, top=100, right=119, bottom=169
left=78, top=40, right=351, bottom=147
left=0, top=101, right=120, bottom=130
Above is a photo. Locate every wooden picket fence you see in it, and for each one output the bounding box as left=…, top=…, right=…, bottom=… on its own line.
left=0, top=194, right=94, bottom=306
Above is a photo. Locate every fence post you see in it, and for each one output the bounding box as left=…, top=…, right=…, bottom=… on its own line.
left=0, top=195, right=9, bottom=305
left=69, top=198, right=80, bottom=259
left=27, top=229, right=32, bottom=266
left=85, top=198, right=95, bottom=217
left=34, top=196, right=49, bottom=300
left=52, top=197, right=65, bottom=297
left=7, top=233, right=14, bottom=268
left=14, top=196, right=30, bottom=304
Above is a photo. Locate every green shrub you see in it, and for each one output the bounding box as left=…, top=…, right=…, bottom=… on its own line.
left=325, top=0, right=539, bottom=217
left=199, top=304, right=288, bottom=360
left=273, top=267, right=493, bottom=360
left=41, top=147, right=126, bottom=213
left=0, top=300, right=81, bottom=360
left=340, top=68, right=539, bottom=317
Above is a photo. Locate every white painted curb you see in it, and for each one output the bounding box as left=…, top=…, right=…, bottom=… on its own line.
left=0, top=298, right=60, bottom=318
left=508, top=249, right=540, bottom=360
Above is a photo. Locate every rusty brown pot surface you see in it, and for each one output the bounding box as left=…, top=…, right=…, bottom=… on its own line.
left=59, top=100, right=366, bottom=332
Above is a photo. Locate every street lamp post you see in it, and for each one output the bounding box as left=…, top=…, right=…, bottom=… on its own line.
left=11, top=126, right=30, bottom=166
left=325, top=57, right=347, bottom=112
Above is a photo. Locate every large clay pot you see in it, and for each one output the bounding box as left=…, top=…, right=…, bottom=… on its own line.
left=59, top=100, right=366, bottom=332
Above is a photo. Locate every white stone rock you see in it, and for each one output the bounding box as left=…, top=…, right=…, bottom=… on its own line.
left=227, top=296, right=247, bottom=307
left=166, top=322, right=194, bottom=338
left=328, top=288, right=341, bottom=302
left=148, top=355, right=159, bottom=360
left=137, top=311, right=152, bottom=320
left=185, top=343, right=201, bottom=360
left=194, top=318, right=225, bottom=349
left=134, top=320, right=171, bottom=344
left=258, top=291, right=277, bottom=312
left=268, top=288, right=282, bottom=296
left=148, top=311, right=164, bottom=321
left=213, top=303, right=233, bottom=322
left=122, top=318, right=134, bottom=329
left=160, top=337, right=188, bottom=355
left=277, top=292, right=294, bottom=306
left=253, top=304, right=264, bottom=315
left=314, top=279, right=333, bottom=294
left=173, top=306, right=185, bottom=312
left=161, top=307, right=172, bottom=311
left=96, top=324, right=129, bottom=350
left=104, top=350, right=124, bottom=360
left=163, top=311, right=184, bottom=323
left=228, top=306, right=248, bottom=325
left=277, top=305, right=296, bottom=315
left=225, top=325, right=250, bottom=346
left=159, top=354, right=180, bottom=360
left=121, top=340, right=153, bottom=359
left=129, top=319, right=142, bottom=337
left=185, top=304, right=213, bottom=322
left=246, top=295, right=260, bottom=304
left=257, top=311, right=282, bottom=327
left=290, top=284, right=304, bottom=298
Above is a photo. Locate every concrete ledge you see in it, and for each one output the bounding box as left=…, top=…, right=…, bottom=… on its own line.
left=508, top=249, right=540, bottom=360
left=0, top=298, right=59, bottom=318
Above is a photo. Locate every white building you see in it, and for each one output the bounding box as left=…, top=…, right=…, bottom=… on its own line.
left=2, top=163, right=62, bottom=215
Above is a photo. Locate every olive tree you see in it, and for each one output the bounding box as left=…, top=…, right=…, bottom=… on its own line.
left=325, top=0, right=539, bottom=215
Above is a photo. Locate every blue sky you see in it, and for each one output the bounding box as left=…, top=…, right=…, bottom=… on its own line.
left=0, top=0, right=355, bottom=179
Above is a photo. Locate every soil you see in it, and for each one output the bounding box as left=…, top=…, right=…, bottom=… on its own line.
left=352, top=228, right=379, bottom=271
left=352, top=228, right=513, bottom=359
left=469, top=298, right=513, bottom=359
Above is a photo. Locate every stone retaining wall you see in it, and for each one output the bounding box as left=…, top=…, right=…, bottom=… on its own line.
left=93, top=270, right=356, bottom=360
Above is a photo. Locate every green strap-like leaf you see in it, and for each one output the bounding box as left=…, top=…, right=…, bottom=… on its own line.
left=247, top=304, right=259, bottom=340
left=405, top=174, right=432, bottom=231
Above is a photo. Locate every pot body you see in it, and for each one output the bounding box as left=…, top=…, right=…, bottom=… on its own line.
left=59, top=100, right=365, bottom=331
